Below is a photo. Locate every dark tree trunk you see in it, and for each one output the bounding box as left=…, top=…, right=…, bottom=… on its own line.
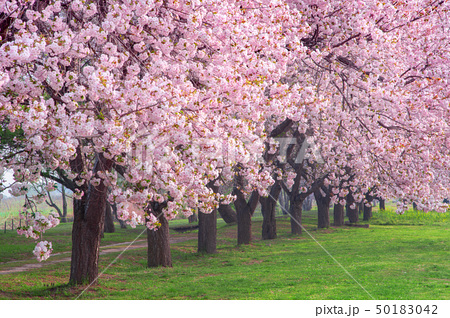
left=363, top=204, right=372, bottom=221
left=260, top=196, right=277, bottom=240
left=103, top=201, right=115, bottom=233
left=290, top=194, right=304, bottom=235
left=188, top=213, right=198, bottom=223
left=359, top=202, right=364, bottom=215
left=314, top=189, right=330, bottom=229
left=69, top=197, right=91, bottom=284
left=61, top=185, right=68, bottom=222
left=333, top=204, right=345, bottom=226
left=363, top=193, right=374, bottom=221
left=279, top=190, right=289, bottom=214
left=236, top=205, right=252, bottom=245
left=45, top=189, right=65, bottom=222
left=233, top=172, right=259, bottom=245
left=198, top=209, right=217, bottom=253
left=69, top=153, right=112, bottom=285
left=302, top=194, right=313, bottom=211
left=197, top=182, right=218, bottom=253
left=147, top=204, right=172, bottom=267
left=260, top=181, right=281, bottom=240
left=217, top=204, right=237, bottom=224
left=210, top=182, right=237, bottom=224
left=379, top=198, right=385, bottom=210
left=45, top=193, right=62, bottom=217
left=235, top=191, right=259, bottom=245
left=346, top=193, right=359, bottom=223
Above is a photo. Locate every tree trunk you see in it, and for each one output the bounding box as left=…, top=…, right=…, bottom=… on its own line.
left=333, top=204, right=345, bottom=226
left=363, top=204, right=372, bottom=221
left=290, top=194, right=304, bottom=235
left=103, top=201, right=115, bottom=233
left=69, top=154, right=112, bottom=285
left=260, top=196, right=277, bottom=240
left=346, top=193, right=359, bottom=223
left=188, top=213, right=198, bottom=223
left=279, top=190, right=289, bottom=215
left=260, top=181, right=281, bottom=240
left=302, top=194, right=313, bottom=211
left=61, top=185, right=68, bottom=222
left=359, top=201, right=364, bottom=215
left=236, top=205, right=252, bottom=245
left=233, top=172, right=259, bottom=245
left=234, top=191, right=258, bottom=245
left=379, top=198, right=385, bottom=210
left=198, top=209, right=217, bottom=253
left=363, top=193, right=374, bottom=221
left=217, top=204, right=237, bottom=224
left=147, top=206, right=172, bottom=267
left=314, top=190, right=330, bottom=229
left=45, top=190, right=64, bottom=221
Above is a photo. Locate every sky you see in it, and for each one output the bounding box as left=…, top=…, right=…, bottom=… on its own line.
left=1, top=169, right=14, bottom=198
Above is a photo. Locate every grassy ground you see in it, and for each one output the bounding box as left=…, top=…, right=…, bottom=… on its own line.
left=0, top=208, right=448, bottom=300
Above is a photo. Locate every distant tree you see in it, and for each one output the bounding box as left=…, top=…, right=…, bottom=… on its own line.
left=379, top=199, right=386, bottom=211
left=44, top=185, right=68, bottom=223
left=103, top=201, right=115, bottom=234
left=188, top=214, right=198, bottom=224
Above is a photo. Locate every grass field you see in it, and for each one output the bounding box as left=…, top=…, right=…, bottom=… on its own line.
left=0, top=207, right=448, bottom=300
left=0, top=194, right=74, bottom=230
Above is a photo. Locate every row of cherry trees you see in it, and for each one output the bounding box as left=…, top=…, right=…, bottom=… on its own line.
left=1, top=0, right=449, bottom=285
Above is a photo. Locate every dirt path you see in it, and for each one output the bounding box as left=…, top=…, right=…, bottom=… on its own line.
left=0, top=234, right=197, bottom=275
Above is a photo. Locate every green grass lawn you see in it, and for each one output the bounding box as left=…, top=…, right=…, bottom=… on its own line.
left=0, top=195, right=74, bottom=224
left=0, top=208, right=448, bottom=300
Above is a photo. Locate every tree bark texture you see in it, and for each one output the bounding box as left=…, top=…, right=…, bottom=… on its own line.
left=314, top=189, right=330, bottom=229
left=260, top=180, right=281, bottom=240
left=346, top=193, right=359, bottom=223
left=290, top=194, right=304, bottom=235
left=147, top=202, right=172, bottom=267
left=69, top=152, right=112, bottom=285
left=234, top=191, right=259, bottom=245
left=236, top=204, right=252, bottom=245
left=233, top=172, right=259, bottom=245
left=198, top=209, right=217, bottom=253
left=333, top=204, right=345, bottom=226
left=363, top=193, right=374, bottom=221
left=217, top=204, right=237, bottom=224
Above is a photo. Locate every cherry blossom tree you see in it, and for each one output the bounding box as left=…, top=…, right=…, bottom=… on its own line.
left=1, top=0, right=449, bottom=286
left=254, top=0, right=450, bottom=235
left=0, top=0, right=309, bottom=284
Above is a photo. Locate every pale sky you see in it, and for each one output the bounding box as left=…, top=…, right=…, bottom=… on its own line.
left=1, top=169, right=14, bottom=197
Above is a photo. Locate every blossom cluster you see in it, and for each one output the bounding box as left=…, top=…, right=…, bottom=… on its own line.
left=33, top=241, right=53, bottom=262
left=16, top=212, right=60, bottom=240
